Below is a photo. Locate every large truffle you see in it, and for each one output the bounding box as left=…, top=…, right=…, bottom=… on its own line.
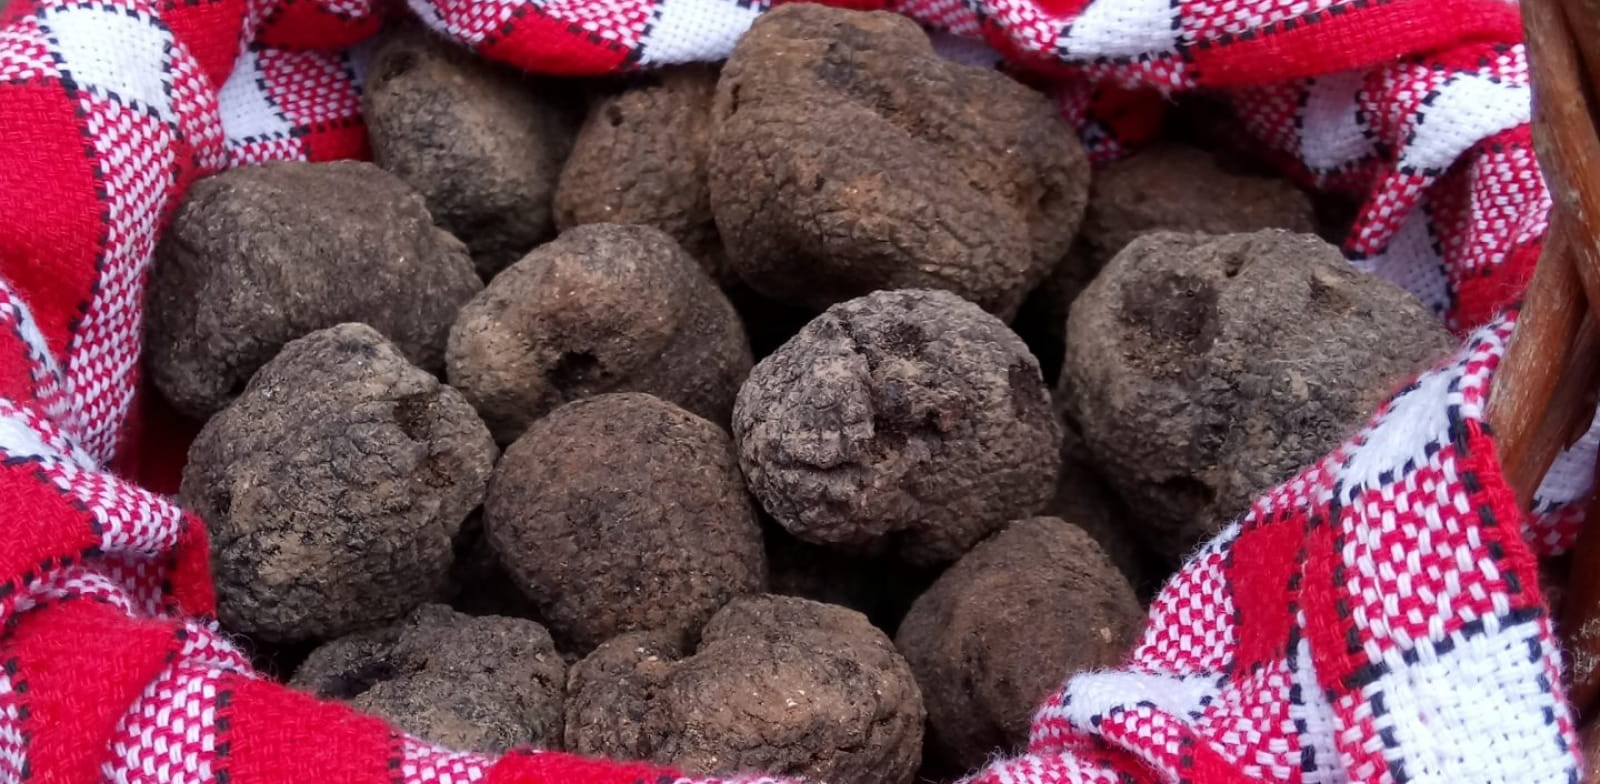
left=183, top=324, right=496, bottom=642
left=147, top=161, right=482, bottom=418
left=485, top=393, right=765, bottom=651
left=291, top=604, right=565, bottom=752
left=734, top=289, right=1061, bottom=564
left=365, top=25, right=579, bottom=278
left=1062, top=231, right=1455, bottom=558
left=554, top=67, right=729, bottom=282
left=566, top=595, right=924, bottom=784
left=895, top=517, right=1143, bottom=772
left=708, top=4, right=1088, bottom=318
left=447, top=224, right=752, bottom=445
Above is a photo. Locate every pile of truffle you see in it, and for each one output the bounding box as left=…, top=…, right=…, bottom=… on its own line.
left=147, top=6, right=1454, bottom=782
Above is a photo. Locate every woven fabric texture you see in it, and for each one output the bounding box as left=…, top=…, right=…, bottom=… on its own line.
left=0, top=0, right=1586, bottom=781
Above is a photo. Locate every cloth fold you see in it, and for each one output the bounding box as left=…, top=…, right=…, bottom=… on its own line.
left=0, top=0, right=1585, bottom=781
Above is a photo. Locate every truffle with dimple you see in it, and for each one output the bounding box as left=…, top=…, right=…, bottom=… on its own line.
left=485, top=393, right=765, bottom=651
left=1061, top=230, right=1455, bottom=558
left=182, top=324, right=496, bottom=643
left=708, top=4, right=1089, bottom=318
left=734, top=288, right=1061, bottom=564
left=565, top=595, right=924, bottom=784
left=554, top=66, right=730, bottom=282
left=147, top=161, right=482, bottom=418
left=365, top=25, right=580, bottom=278
left=291, top=604, right=565, bottom=752
left=895, top=517, right=1143, bottom=772
left=447, top=224, right=752, bottom=445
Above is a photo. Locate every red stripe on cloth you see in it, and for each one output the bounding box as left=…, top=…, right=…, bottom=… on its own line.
left=486, top=750, right=682, bottom=784
left=477, top=10, right=631, bottom=76
left=5, top=599, right=184, bottom=784
left=0, top=81, right=107, bottom=362
left=0, top=461, right=101, bottom=588
left=160, top=0, right=252, bottom=85
left=216, top=674, right=397, bottom=784
left=1187, top=0, right=1522, bottom=88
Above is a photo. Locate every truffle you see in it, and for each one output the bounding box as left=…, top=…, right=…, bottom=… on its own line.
left=183, top=324, right=496, bottom=642
left=895, top=517, right=1142, bottom=772
left=734, top=289, right=1061, bottom=564
left=447, top=224, right=751, bottom=445
left=1061, top=231, right=1455, bottom=557
left=292, top=604, right=565, bottom=752
left=708, top=4, right=1088, bottom=318
left=554, top=66, right=730, bottom=282
left=147, top=161, right=481, bottom=417
left=485, top=393, right=765, bottom=651
left=566, top=595, right=924, bottom=784
left=365, top=25, right=579, bottom=277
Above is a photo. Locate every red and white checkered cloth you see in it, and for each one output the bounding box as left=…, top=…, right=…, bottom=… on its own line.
left=0, top=0, right=1587, bottom=782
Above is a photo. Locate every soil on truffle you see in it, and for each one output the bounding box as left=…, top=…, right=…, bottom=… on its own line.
left=896, top=517, right=1143, bottom=774
left=566, top=594, right=924, bottom=784
left=447, top=224, right=752, bottom=445
left=147, top=161, right=482, bottom=418
left=292, top=604, right=565, bottom=752
left=183, top=324, right=496, bottom=643
left=708, top=4, right=1089, bottom=318
left=486, top=393, right=766, bottom=651
left=734, top=289, right=1061, bottom=565
left=1061, top=231, right=1455, bottom=558
left=555, top=66, right=731, bottom=283
left=365, top=24, right=581, bottom=278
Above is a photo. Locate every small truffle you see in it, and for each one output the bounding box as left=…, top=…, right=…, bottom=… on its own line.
left=291, top=604, right=565, bottom=752
left=1062, top=231, right=1455, bottom=558
left=147, top=161, right=482, bottom=418
left=566, top=595, right=924, bottom=784
left=1017, top=144, right=1318, bottom=380
left=554, top=67, right=730, bottom=282
left=365, top=25, right=579, bottom=278
left=183, top=324, right=496, bottom=642
left=485, top=393, right=765, bottom=651
left=734, top=289, right=1061, bottom=564
left=895, top=517, right=1143, bottom=772
left=708, top=5, right=1089, bottom=318
left=447, top=224, right=752, bottom=445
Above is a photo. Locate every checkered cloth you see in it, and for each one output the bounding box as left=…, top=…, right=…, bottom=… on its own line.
left=0, top=0, right=1587, bottom=782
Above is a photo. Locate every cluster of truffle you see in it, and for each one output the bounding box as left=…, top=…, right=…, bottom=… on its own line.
left=150, top=7, right=1452, bottom=780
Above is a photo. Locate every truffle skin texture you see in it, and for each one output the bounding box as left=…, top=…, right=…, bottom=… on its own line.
left=554, top=67, right=730, bottom=283
left=485, top=393, right=766, bottom=651
left=708, top=4, right=1088, bottom=318
left=447, top=224, right=752, bottom=445
left=566, top=595, right=924, bottom=784
left=182, top=324, right=497, bottom=643
left=1061, top=231, right=1455, bottom=558
left=290, top=604, right=565, bottom=752
left=895, top=517, right=1142, bottom=772
left=365, top=25, right=579, bottom=278
left=147, top=161, right=482, bottom=418
left=734, top=289, right=1061, bottom=565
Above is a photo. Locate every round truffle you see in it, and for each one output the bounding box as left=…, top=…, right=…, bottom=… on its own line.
left=1017, top=144, right=1318, bottom=380
left=365, top=25, right=580, bottom=278
left=554, top=66, right=729, bottom=282
left=734, top=289, right=1061, bottom=564
left=708, top=4, right=1089, bottom=318
left=1061, top=231, right=1455, bottom=558
left=447, top=224, right=752, bottom=445
left=147, top=161, right=482, bottom=418
left=291, top=604, right=565, bottom=752
left=895, top=517, right=1143, bottom=772
left=566, top=595, right=924, bottom=784
left=485, top=393, right=765, bottom=651
left=182, top=324, right=496, bottom=642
